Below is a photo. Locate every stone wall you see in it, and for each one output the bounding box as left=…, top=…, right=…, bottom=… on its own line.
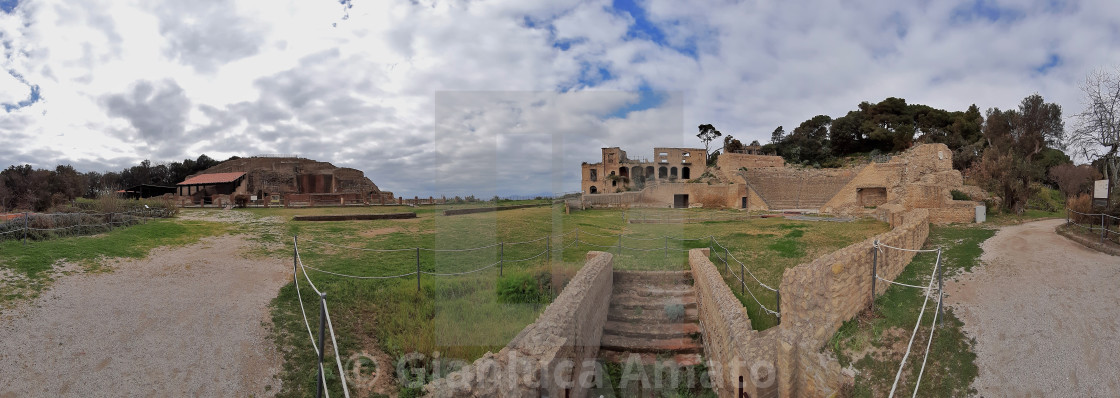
left=579, top=182, right=750, bottom=209
left=928, top=201, right=978, bottom=224
left=424, top=251, right=614, bottom=398
left=688, top=248, right=778, bottom=398
left=717, top=152, right=785, bottom=170
left=774, top=209, right=929, bottom=395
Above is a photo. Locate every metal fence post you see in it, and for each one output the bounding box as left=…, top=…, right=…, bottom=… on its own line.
left=871, top=240, right=878, bottom=312
left=740, top=262, right=745, bottom=294
left=776, top=289, right=782, bottom=325
left=108, top=212, right=113, bottom=231
left=316, top=292, right=327, bottom=398
left=1102, top=215, right=1107, bottom=244
left=936, top=248, right=944, bottom=326
left=416, top=247, right=421, bottom=292
left=293, top=235, right=299, bottom=278
left=500, top=242, right=505, bottom=276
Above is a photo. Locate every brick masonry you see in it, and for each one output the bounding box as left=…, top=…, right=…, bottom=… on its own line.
left=686, top=209, right=931, bottom=397
left=424, top=251, right=614, bottom=398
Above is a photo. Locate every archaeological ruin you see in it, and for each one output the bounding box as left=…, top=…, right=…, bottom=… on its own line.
left=174, top=156, right=393, bottom=207
left=578, top=143, right=985, bottom=224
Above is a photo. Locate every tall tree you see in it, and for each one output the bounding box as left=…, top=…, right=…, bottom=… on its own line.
left=697, top=124, right=722, bottom=157
left=1069, top=68, right=1120, bottom=206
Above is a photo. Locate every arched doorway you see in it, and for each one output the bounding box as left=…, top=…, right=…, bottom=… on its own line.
left=659, top=166, right=668, bottom=179
left=670, top=167, right=678, bottom=179
left=589, top=186, right=598, bottom=194
left=682, top=166, right=690, bottom=179
left=619, top=167, right=629, bottom=178
left=645, top=166, right=654, bottom=178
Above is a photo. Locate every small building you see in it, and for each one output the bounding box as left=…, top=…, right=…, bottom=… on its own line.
left=176, top=172, right=248, bottom=206
left=118, top=184, right=176, bottom=199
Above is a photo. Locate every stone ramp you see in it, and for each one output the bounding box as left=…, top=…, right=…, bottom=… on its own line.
left=740, top=167, right=860, bottom=210
left=598, top=270, right=705, bottom=367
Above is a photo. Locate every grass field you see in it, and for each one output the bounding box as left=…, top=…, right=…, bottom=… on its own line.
left=245, top=203, right=888, bottom=397
left=0, top=219, right=231, bottom=311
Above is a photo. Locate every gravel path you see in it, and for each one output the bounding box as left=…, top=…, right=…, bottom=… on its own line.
left=944, top=219, right=1120, bottom=397
left=0, top=235, right=289, bottom=397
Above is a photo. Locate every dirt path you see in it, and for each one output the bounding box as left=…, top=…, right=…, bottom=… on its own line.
left=0, top=235, right=289, bottom=397
left=945, top=219, right=1120, bottom=397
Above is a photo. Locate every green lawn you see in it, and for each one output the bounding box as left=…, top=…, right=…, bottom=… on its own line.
left=251, top=203, right=888, bottom=397
left=0, top=218, right=230, bottom=310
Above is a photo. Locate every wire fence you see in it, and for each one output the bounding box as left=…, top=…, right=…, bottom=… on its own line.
left=708, top=237, right=781, bottom=319
left=0, top=208, right=176, bottom=244
left=1066, top=208, right=1120, bottom=245
left=625, top=211, right=766, bottom=224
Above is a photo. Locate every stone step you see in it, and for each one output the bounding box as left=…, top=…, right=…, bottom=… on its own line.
left=607, top=307, right=698, bottom=323
left=611, top=285, right=695, bottom=298
left=612, top=270, right=693, bottom=285
left=598, top=351, right=704, bottom=367
left=599, top=335, right=703, bottom=354
left=602, top=321, right=700, bottom=339
left=610, top=294, right=697, bottom=309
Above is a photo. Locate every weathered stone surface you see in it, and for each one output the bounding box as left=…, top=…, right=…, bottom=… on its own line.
left=424, top=252, right=614, bottom=398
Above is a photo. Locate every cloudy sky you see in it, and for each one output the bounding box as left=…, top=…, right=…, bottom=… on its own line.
left=2, top=0, right=1119, bottom=197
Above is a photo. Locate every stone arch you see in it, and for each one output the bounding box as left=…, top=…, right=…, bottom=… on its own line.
left=589, top=186, right=597, bottom=194
left=682, top=166, right=690, bottom=179
left=646, top=166, right=654, bottom=178
left=659, top=166, right=668, bottom=179
left=670, top=167, right=678, bottom=179
left=619, top=166, right=629, bottom=178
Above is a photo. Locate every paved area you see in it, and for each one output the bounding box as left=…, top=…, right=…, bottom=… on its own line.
left=0, top=235, right=289, bottom=397
left=945, top=219, right=1120, bottom=397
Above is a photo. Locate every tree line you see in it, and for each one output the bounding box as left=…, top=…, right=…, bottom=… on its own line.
left=0, top=155, right=229, bottom=212
left=705, top=66, right=1120, bottom=214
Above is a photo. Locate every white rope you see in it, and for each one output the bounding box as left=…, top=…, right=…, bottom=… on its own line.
left=888, top=249, right=941, bottom=397
left=504, top=235, right=550, bottom=245
left=303, top=265, right=418, bottom=280
left=302, top=238, right=418, bottom=252
left=322, top=302, right=351, bottom=398
left=877, top=241, right=940, bottom=253
left=621, top=246, right=665, bottom=252
left=420, top=261, right=501, bottom=276
left=422, top=242, right=502, bottom=252
left=911, top=280, right=942, bottom=398
left=504, top=250, right=548, bottom=263
left=622, top=235, right=663, bottom=241
left=726, top=250, right=778, bottom=292
left=875, top=275, right=935, bottom=290
left=578, top=230, right=621, bottom=239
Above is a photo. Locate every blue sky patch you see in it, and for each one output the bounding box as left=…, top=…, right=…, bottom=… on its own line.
left=606, top=84, right=664, bottom=119
left=610, top=0, right=698, bottom=59
left=0, top=0, right=17, bottom=13
left=1033, top=53, right=1061, bottom=75
left=950, top=0, right=1024, bottom=24
left=2, top=69, right=41, bottom=112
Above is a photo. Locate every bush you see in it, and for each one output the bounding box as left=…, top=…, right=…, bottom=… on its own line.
left=234, top=194, right=250, bottom=208
left=950, top=190, right=971, bottom=201
left=1068, top=193, right=1093, bottom=224
left=496, top=272, right=550, bottom=304
left=1027, top=185, right=1063, bottom=213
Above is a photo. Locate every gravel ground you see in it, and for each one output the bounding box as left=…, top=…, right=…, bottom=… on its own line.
left=944, top=219, right=1120, bottom=397
left=0, top=235, right=289, bottom=397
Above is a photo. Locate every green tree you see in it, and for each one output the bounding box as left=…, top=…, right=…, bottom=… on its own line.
left=697, top=124, right=722, bottom=158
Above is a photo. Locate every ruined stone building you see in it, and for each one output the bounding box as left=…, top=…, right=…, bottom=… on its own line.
left=578, top=143, right=985, bottom=224
left=175, top=156, right=393, bottom=206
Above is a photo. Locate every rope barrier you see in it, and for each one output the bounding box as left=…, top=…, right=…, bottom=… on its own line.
left=301, top=238, right=419, bottom=253
left=875, top=275, right=936, bottom=290
left=420, top=261, right=501, bottom=276
left=876, top=241, right=940, bottom=253
left=322, top=303, right=352, bottom=398
left=888, top=249, right=941, bottom=397
left=303, top=265, right=418, bottom=280
left=911, top=282, right=942, bottom=398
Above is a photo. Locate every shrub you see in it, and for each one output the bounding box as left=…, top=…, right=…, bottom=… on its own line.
left=1027, top=185, right=1063, bottom=212
left=950, top=190, right=971, bottom=201
left=496, top=272, right=550, bottom=304
left=1068, top=193, right=1093, bottom=224
left=234, top=194, right=250, bottom=208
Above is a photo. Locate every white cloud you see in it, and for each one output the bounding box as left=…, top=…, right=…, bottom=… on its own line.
left=2, top=0, right=1120, bottom=195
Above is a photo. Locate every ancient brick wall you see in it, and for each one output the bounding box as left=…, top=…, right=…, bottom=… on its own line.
left=928, top=201, right=978, bottom=224
left=688, top=249, right=778, bottom=398
left=424, top=251, right=614, bottom=398
left=779, top=209, right=929, bottom=343
left=717, top=152, right=785, bottom=170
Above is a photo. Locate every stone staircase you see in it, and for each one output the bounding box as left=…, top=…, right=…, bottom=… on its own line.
left=740, top=167, right=861, bottom=210
left=598, top=270, right=704, bottom=366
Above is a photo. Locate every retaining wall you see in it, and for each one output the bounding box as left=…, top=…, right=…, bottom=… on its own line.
left=442, top=203, right=547, bottom=216
left=688, top=249, right=777, bottom=398
left=424, top=251, right=614, bottom=398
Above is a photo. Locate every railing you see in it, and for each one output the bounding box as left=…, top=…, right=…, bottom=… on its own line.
left=1066, top=208, right=1119, bottom=244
